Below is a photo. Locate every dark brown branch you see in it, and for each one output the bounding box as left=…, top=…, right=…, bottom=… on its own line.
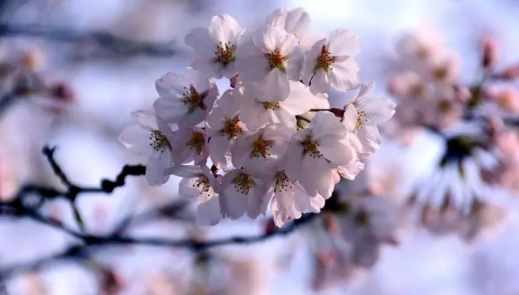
left=0, top=23, right=177, bottom=57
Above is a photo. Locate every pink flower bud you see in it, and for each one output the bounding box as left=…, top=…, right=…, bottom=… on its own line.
left=481, top=36, right=498, bottom=68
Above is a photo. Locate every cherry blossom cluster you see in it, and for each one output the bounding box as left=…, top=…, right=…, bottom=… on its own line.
left=119, top=7, right=396, bottom=227
left=385, top=31, right=519, bottom=240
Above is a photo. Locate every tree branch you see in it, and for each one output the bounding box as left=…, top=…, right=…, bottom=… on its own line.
left=0, top=146, right=317, bottom=282
left=0, top=23, right=177, bottom=57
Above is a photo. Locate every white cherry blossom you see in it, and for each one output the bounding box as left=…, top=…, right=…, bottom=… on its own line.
left=166, top=165, right=221, bottom=226
left=302, top=29, right=360, bottom=94
left=236, top=80, right=314, bottom=130
left=119, top=110, right=175, bottom=186
left=153, top=71, right=218, bottom=127
left=285, top=112, right=358, bottom=198
left=219, top=169, right=268, bottom=220
left=268, top=169, right=326, bottom=227
left=266, top=7, right=310, bottom=41
left=342, top=83, right=396, bottom=158
left=231, top=124, right=294, bottom=177
left=170, top=126, right=209, bottom=165
left=205, top=89, right=247, bottom=167
left=185, top=14, right=245, bottom=79
left=235, top=25, right=303, bottom=102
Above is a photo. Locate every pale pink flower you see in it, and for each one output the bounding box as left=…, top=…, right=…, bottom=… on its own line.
left=119, top=110, right=175, bottom=186
left=153, top=71, right=218, bottom=127
left=205, top=89, right=248, bottom=167
left=185, top=14, right=245, bottom=79
left=231, top=124, right=294, bottom=178
left=219, top=169, right=268, bottom=220
left=235, top=80, right=314, bottom=130
left=285, top=112, right=357, bottom=198
left=266, top=7, right=310, bottom=41
left=170, top=126, right=209, bottom=165
left=235, top=25, right=303, bottom=101
left=302, top=29, right=360, bottom=94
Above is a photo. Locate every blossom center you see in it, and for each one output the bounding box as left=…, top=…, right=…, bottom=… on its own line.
left=432, top=66, right=448, bottom=81
left=301, top=135, right=322, bottom=158
left=215, top=41, right=236, bottom=66
left=354, top=209, right=370, bottom=226
left=410, top=83, right=426, bottom=98
left=437, top=99, right=453, bottom=113
left=221, top=115, right=244, bottom=140
left=182, top=85, right=206, bottom=111
left=356, top=110, right=368, bottom=128
left=261, top=102, right=281, bottom=110
left=250, top=137, right=274, bottom=158
left=265, top=49, right=287, bottom=71
left=187, top=131, right=205, bottom=155
left=149, top=130, right=171, bottom=151
left=233, top=172, right=253, bottom=195
left=274, top=171, right=295, bottom=193
left=315, top=45, right=336, bottom=73
left=193, top=175, right=212, bottom=196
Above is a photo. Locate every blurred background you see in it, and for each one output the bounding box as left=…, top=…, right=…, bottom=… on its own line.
left=1, top=0, right=519, bottom=294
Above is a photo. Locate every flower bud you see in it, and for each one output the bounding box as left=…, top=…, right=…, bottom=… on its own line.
left=481, top=37, right=498, bottom=68
left=50, top=83, right=75, bottom=102
left=321, top=213, right=340, bottom=235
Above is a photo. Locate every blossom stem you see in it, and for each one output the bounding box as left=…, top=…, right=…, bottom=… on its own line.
left=309, top=108, right=331, bottom=112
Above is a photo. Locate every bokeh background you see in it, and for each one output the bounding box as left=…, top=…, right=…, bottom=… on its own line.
left=1, top=0, right=519, bottom=294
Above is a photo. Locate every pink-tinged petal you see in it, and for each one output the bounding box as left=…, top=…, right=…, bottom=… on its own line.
left=265, top=8, right=288, bottom=27
left=145, top=150, right=172, bottom=186
left=278, top=30, right=299, bottom=55
left=219, top=171, right=248, bottom=219
left=318, top=136, right=355, bottom=166
left=338, top=160, right=365, bottom=180
left=131, top=110, right=158, bottom=130
left=208, top=135, right=230, bottom=168
left=185, top=27, right=215, bottom=57
left=155, top=72, right=190, bottom=98
left=197, top=194, right=221, bottom=226
left=255, top=69, right=290, bottom=102
left=358, top=125, right=381, bottom=156
left=247, top=178, right=268, bottom=218
left=269, top=107, right=297, bottom=128
left=165, top=164, right=202, bottom=178
left=253, top=25, right=286, bottom=52
left=310, top=112, right=347, bottom=138
left=153, top=97, right=188, bottom=125
left=342, top=103, right=359, bottom=131
left=302, top=39, right=326, bottom=84
left=329, top=57, right=359, bottom=91
left=309, top=70, right=329, bottom=94
left=281, top=82, right=314, bottom=114
left=208, top=14, right=243, bottom=44
left=118, top=124, right=153, bottom=156
left=284, top=139, right=306, bottom=180
left=308, top=194, right=326, bottom=212
left=179, top=177, right=201, bottom=199
left=178, top=108, right=207, bottom=128
left=327, top=29, right=361, bottom=57
left=191, top=58, right=224, bottom=79
left=231, top=134, right=252, bottom=168
left=287, top=46, right=304, bottom=81
left=285, top=8, right=310, bottom=37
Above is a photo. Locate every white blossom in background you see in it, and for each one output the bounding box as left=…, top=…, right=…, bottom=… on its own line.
left=119, top=6, right=396, bottom=227
left=119, top=110, right=175, bottom=186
